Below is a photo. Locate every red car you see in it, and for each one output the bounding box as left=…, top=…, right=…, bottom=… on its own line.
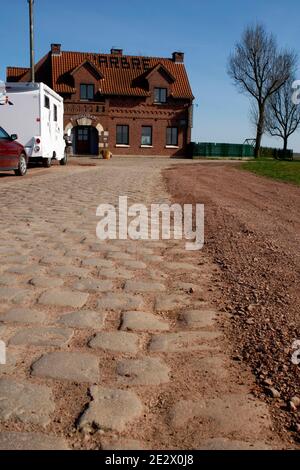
left=0, top=126, right=28, bottom=176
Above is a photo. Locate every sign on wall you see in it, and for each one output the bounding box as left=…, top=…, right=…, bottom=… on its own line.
left=83, top=55, right=152, bottom=70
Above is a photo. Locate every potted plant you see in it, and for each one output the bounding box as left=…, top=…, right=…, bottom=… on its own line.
left=102, top=148, right=112, bottom=160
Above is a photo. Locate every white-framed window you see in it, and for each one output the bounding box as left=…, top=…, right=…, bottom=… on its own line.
left=166, top=127, right=178, bottom=146
left=116, top=125, right=129, bottom=145
left=141, top=126, right=152, bottom=146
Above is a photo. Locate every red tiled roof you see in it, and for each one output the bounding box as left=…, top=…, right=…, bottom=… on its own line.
left=53, top=51, right=194, bottom=99
left=6, top=67, right=29, bottom=81
left=7, top=50, right=194, bottom=100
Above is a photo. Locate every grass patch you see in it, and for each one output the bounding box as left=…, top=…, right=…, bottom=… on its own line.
left=242, top=160, right=300, bottom=186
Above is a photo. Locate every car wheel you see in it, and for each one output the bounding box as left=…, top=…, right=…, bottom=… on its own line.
left=14, top=153, right=27, bottom=176
left=60, top=152, right=68, bottom=166
left=43, top=157, right=52, bottom=168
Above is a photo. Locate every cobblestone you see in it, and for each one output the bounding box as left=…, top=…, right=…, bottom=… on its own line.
left=89, top=331, right=140, bottom=354
left=29, top=277, right=65, bottom=288
left=180, top=309, right=217, bottom=329
left=0, top=432, right=70, bottom=450
left=50, top=266, right=91, bottom=278
left=78, top=386, right=143, bottom=432
left=9, top=327, right=74, bottom=347
left=0, top=307, right=47, bottom=325
left=122, top=260, right=147, bottom=270
left=117, top=357, right=170, bottom=385
left=0, top=287, right=35, bottom=304
left=72, top=278, right=114, bottom=293
left=58, top=310, right=106, bottom=329
left=38, top=289, right=89, bottom=308
left=31, top=351, right=99, bottom=382
left=121, top=311, right=170, bottom=332
left=124, top=280, right=166, bottom=293
left=82, top=258, right=115, bottom=268
left=96, top=293, right=144, bottom=311
left=99, top=267, right=135, bottom=280
left=0, top=378, right=55, bottom=426
left=101, top=438, right=147, bottom=450
left=155, top=295, right=189, bottom=311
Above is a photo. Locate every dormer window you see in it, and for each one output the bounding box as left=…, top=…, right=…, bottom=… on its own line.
left=154, top=87, right=167, bottom=104
left=80, top=84, right=94, bottom=101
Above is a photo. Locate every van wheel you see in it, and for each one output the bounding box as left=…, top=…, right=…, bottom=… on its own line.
left=43, top=157, right=52, bottom=168
left=60, top=152, right=68, bottom=166
left=15, top=154, right=27, bottom=176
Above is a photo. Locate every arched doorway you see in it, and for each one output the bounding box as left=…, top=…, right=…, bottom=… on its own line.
left=72, top=126, right=99, bottom=155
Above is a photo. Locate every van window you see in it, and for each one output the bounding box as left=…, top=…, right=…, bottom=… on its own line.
left=44, top=96, right=50, bottom=109
left=54, top=104, right=58, bottom=121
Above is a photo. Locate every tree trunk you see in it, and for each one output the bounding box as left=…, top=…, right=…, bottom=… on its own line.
left=280, top=135, right=289, bottom=160
left=255, top=105, right=265, bottom=158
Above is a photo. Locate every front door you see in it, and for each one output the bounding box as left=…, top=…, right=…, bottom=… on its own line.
left=76, top=126, right=90, bottom=155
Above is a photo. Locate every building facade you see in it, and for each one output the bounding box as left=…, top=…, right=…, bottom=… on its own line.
left=7, top=44, right=194, bottom=157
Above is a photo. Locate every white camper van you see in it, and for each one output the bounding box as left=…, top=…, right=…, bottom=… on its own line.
left=0, top=82, right=67, bottom=167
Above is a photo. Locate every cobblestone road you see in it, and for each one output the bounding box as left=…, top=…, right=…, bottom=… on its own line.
left=0, top=157, right=284, bottom=449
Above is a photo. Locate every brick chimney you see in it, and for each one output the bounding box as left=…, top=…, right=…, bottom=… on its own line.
left=51, top=44, right=62, bottom=56
left=110, top=48, right=123, bottom=55
left=172, top=52, right=184, bottom=63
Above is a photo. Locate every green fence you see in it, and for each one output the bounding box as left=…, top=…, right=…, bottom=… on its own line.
left=188, top=142, right=293, bottom=160
left=188, top=142, right=255, bottom=158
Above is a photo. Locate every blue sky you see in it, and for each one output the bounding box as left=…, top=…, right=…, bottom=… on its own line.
left=1, top=0, right=300, bottom=150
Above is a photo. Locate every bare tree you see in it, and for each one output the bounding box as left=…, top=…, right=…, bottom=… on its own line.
left=228, top=24, right=296, bottom=157
left=265, top=78, right=300, bottom=154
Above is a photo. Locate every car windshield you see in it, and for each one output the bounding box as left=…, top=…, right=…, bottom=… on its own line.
left=0, top=127, right=10, bottom=140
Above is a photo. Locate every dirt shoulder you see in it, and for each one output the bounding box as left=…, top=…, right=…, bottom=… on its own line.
left=163, top=162, right=300, bottom=445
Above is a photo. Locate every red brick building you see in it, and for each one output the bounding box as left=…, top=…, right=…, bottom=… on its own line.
left=7, top=44, right=194, bottom=157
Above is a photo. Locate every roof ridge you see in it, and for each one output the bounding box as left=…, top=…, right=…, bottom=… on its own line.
left=60, top=50, right=175, bottom=61
left=7, top=66, right=29, bottom=70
